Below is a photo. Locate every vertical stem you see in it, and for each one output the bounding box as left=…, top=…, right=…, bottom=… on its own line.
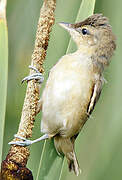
left=8, top=0, right=56, bottom=166
left=1, top=0, right=56, bottom=179
left=0, top=0, right=8, bottom=165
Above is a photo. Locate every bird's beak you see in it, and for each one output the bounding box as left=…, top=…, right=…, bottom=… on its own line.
left=58, top=22, right=73, bottom=32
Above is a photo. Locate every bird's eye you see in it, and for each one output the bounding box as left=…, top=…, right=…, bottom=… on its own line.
left=81, top=28, right=88, bottom=35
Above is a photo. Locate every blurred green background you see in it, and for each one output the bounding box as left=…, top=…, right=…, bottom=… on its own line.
left=2, top=0, right=122, bottom=179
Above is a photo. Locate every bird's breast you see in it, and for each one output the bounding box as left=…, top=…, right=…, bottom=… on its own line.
left=41, top=55, right=94, bottom=137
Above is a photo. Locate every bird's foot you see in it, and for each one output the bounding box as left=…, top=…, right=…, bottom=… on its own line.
left=8, top=134, right=49, bottom=146
left=8, top=134, right=33, bottom=146
left=22, top=65, right=44, bottom=84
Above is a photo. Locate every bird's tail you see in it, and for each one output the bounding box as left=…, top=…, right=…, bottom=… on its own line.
left=54, top=136, right=80, bottom=176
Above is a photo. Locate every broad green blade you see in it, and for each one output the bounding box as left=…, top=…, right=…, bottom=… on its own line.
left=35, top=0, right=96, bottom=180
left=36, top=140, right=63, bottom=180
left=0, top=19, right=8, bottom=163
left=60, top=0, right=96, bottom=179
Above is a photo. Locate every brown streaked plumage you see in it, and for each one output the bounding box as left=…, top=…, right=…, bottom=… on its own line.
left=72, top=14, right=111, bottom=28
left=10, top=14, right=116, bottom=176
left=41, top=14, right=116, bottom=175
left=40, top=14, right=116, bottom=175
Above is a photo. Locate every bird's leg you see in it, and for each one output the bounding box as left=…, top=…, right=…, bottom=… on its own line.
left=8, top=134, right=49, bottom=146
left=21, top=65, right=44, bottom=84
left=9, top=67, right=45, bottom=147
left=22, top=65, right=43, bottom=114
left=8, top=98, right=44, bottom=146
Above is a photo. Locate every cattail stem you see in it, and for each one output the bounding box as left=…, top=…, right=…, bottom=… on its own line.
left=1, top=0, right=56, bottom=179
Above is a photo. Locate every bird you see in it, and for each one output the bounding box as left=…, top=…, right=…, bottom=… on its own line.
left=9, top=14, right=116, bottom=176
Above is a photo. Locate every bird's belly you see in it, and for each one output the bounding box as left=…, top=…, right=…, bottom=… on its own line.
left=41, top=70, right=93, bottom=137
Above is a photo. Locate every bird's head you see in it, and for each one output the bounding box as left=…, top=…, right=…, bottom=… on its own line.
left=59, top=14, right=116, bottom=66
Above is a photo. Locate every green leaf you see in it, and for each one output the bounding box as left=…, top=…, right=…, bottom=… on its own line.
left=35, top=0, right=96, bottom=180
left=0, top=19, right=8, bottom=163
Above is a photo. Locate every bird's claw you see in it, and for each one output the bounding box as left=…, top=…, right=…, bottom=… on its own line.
left=8, top=134, right=32, bottom=146
left=22, top=65, right=44, bottom=84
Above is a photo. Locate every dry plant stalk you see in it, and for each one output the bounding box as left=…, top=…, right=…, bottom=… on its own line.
left=1, top=0, right=56, bottom=179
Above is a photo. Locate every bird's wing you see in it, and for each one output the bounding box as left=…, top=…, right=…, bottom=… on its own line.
left=87, top=79, right=103, bottom=115
left=71, top=78, right=104, bottom=143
